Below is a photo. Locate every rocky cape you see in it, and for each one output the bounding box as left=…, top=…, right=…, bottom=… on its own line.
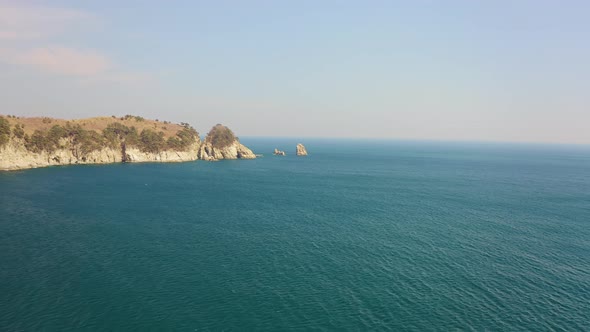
left=0, top=116, right=255, bottom=171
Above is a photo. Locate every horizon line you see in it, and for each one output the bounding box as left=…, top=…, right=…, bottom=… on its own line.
left=238, top=136, right=590, bottom=148
left=2, top=114, right=587, bottom=147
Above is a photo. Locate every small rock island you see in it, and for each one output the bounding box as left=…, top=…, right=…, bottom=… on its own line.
left=296, top=143, right=308, bottom=156
left=0, top=115, right=255, bottom=171
left=198, top=124, right=255, bottom=161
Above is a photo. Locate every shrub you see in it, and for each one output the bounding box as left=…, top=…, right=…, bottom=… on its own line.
left=24, top=124, right=83, bottom=153
left=14, top=118, right=200, bottom=156
left=64, top=123, right=85, bottom=142
left=13, top=124, right=25, bottom=139
left=121, top=115, right=145, bottom=122
left=0, top=116, right=10, bottom=146
left=103, top=123, right=138, bottom=148
left=25, top=130, right=47, bottom=153
left=139, top=129, right=165, bottom=153
left=64, top=123, right=103, bottom=155
left=206, top=124, right=236, bottom=148
left=166, top=136, right=183, bottom=150
left=167, top=126, right=199, bottom=151
left=103, top=123, right=126, bottom=144
left=79, top=130, right=104, bottom=155
left=44, top=125, right=67, bottom=152
left=125, top=127, right=139, bottom=146
left=178, top=126, right=198, bottom=142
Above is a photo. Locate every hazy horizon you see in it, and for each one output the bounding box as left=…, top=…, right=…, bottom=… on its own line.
left=1, top=1, right=589, bottom=144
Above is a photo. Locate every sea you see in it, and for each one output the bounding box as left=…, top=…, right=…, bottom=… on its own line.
left=1, top=138, right=589, bottom=331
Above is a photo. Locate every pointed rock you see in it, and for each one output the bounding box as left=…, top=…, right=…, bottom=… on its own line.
left=296, top=143, right=308, bottom=156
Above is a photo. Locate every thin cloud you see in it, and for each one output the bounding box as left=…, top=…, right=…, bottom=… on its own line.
left=0, top=4, right=93, bottom=40
left=0, top=46, right=110, bottom=76
left=0, top=4, right=150, bottom=84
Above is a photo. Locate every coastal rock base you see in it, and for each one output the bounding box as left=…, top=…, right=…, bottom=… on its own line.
left=0, top=139, right=200, bottom=171
left=198, top=141, right=256, bottom=161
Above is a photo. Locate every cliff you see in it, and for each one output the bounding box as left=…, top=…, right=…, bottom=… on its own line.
left=0, top=137, right=200, bottom=170
left=198, top=141, right=255, bottom=161
left=0, top=116, right=255, bottom=171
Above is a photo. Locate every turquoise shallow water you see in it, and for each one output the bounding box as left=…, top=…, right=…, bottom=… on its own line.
left=1, top=139, right=589, bottom=331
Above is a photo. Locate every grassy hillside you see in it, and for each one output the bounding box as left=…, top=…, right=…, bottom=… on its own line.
left=0, top=115, right=199, bottom=154
left=2, top=115, right=186, bottom=138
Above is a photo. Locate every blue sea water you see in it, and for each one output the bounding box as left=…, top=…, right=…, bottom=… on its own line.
left=1, top=138, right=589, bottom=331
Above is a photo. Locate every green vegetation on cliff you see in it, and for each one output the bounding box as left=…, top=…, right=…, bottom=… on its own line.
left=103, top=123, right=139, bottom=148
left=206, top=124, right=237, bottom=148
left=0, top=116, right=9, bottom=146
left=138, top=124, right=198, bottom=153
left=139, top=129, right=165, bottom=153
left=0, top=115, right=200, bottom=156
left=24, top=123, right=107, bottom=155
left=167, top=125, right=199, bottom=151
left=12, top=124, right=25, bottom=139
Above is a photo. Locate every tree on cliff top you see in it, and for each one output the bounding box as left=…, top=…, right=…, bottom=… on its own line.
left=8, top=117, right=197, bottom=155
left=206, top=124, right=236, bottom=148
left=167, top=126, right=199, bottom=151
left=139, top=129, right=165, bottom=153
left=0, top=116, right=10, bottom=146
left=103, top=123, right=139, bottom=148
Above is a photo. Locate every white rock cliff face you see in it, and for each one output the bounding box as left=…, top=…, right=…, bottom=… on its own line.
left=197, top=141, right=256, bottom=161
left=124, top=143, right=200, bottom=163
left=0, top=139, right=257, bottom=170
left=0, top=137, right=201, bottom=171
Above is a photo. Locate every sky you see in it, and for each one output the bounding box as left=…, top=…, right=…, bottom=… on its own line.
left=0, top=1, right=589, bottom=144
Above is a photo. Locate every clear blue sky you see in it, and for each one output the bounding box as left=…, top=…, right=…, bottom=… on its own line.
left=1, top=0, right=588, bottom=143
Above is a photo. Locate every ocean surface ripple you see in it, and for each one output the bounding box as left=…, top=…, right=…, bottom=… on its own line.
left=1, top=139, right=589, bottom=331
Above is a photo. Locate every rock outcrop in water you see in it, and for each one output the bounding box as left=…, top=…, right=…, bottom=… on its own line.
left=197, top=124, right=255, bottom=161
left=0, top=116, right=255, bottom=170
left=273, top=149, right=286, bottom=156
left=198, top=141, right=256, bottom=161
left=296, top=143, right=308, bottom=156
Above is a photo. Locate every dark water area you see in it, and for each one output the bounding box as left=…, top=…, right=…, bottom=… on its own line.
left=1, top=139, right=589, bottom=330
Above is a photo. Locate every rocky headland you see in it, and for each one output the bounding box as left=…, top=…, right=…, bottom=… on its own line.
left=0, top=115, right=255, bottom=171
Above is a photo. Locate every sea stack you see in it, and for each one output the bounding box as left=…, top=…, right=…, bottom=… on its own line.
left=296, top=143, right=308, bottom=156
left=273, top=148, right=286, bottom=156
left=197, top=124, right=256, bottom=161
